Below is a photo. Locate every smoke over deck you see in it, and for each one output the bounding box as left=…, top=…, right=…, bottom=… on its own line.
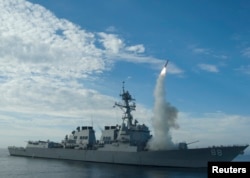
left=147, top=65, right=179, bottom=150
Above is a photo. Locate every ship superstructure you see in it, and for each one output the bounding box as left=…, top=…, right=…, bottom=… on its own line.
left=61, top=81, right=151, bottom=152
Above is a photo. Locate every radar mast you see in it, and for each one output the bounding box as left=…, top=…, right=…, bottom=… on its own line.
left=114, top=81, right=136, bottom=128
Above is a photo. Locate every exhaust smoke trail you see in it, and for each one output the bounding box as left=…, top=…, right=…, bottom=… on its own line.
left=147, top=65, right=179, bottom=150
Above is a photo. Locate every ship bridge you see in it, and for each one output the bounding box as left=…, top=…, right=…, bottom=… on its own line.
left=63, top=126, right=96, bottom=149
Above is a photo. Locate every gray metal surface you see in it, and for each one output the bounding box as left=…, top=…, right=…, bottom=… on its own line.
left=8, top=145, right=248, bottom=167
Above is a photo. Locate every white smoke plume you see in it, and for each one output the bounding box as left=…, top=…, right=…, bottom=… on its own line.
left=147, top=66, right=179, bottom=150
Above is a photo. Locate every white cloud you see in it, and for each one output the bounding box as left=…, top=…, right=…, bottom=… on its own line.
left=125, top=44, right=145, bottom=53
left=167, top=62, right=184, bottom=74
left=190, top=45, right=229, bottom=60
left=98, top=32, right=125, bottom=54
left=0, top=0, right=106, bottom=79
left=235, top=65, right=250, bottom=75
left=213, top=54, right=229, bottom=60
left=105, top=26, right=117, bottom=32
left=173, top=112, right=250, bottom=148
left=198, top=63, right=219, bottom=73
left=193, top=48, right=210, bottom=54
left=0, top=0, right=182, bottom=148
left=189, top=45, right=211, bottom=55
left=241, top=47, right=250, bottom=58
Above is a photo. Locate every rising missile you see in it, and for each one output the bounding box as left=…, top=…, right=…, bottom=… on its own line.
left=164, top=60, right=169, bottom=67
left=160, top=60, right=169, bottom=75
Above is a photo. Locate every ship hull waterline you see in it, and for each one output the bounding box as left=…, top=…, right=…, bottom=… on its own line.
left=8, top=145, right=247, bottom=168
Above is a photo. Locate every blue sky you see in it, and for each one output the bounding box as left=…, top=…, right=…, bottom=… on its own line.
left=28, top=0, right=250, bottom=114
left=0, top=0, right=249, bottom=149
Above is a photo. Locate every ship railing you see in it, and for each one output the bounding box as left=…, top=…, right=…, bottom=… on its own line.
left=208, top=144, right=249, bottom=148
left=8, top=146, right=25, bottom=150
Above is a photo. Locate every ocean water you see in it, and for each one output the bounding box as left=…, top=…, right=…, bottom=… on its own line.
left=0, top=148, right=249, bottom=178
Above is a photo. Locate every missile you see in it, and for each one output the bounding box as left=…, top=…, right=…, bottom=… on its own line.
left=164, top=60, right=169, bottom=67
left=160, top=60, right=169, bottom=75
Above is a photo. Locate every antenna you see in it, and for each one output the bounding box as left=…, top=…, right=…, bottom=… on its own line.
left=113, top=81, right=136, bottom=128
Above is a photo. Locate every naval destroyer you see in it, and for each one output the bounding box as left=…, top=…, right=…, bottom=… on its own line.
left=8, top=82, right=248, bottom=167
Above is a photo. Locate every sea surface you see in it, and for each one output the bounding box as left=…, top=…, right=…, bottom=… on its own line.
left=0, top=148, right=249, bottom=178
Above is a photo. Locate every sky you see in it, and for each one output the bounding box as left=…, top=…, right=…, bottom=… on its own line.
left=0, top=0, right=249, bottom=151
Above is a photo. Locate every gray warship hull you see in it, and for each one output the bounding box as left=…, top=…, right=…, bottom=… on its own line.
left=8, top=145, right=248, bottom=168
left=7, top=83, right=249, bottom=168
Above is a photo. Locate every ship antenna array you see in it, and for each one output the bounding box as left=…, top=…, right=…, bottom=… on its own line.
left=114, top=81, right=136, bottom=127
